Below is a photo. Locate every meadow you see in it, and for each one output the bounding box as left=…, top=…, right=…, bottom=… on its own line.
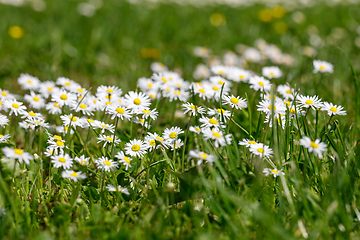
left=0, top=0, right=360, bottom=239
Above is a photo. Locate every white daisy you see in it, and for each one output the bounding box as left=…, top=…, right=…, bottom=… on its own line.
left=188, top=150, right=216, bottom=165
left=115, top=151, right=132, bottom=171
left=46, top=102, right=62, bottom=115
left=299, top=136, right=327, bottom=158
left=24, top=91, right=45, bottom=109
left=249, top=143, right=273, bottom=158
left=123, top=91, right=151, bottom=114
left=51, top=153, right=74, bottom=169
left=2, top=147, right=33, bottom=165
left=95, top=157, right=118, bottom=172
left=277, top=84, right=294, bottom=100
left=51, top=89, right=77, bottom=107
left=249, top=76, right=271, bottom=92
left=0, top=114, right=9, bottom=127
left=17, top=73, right=40, bottom=91
left=75, top=155, right=90, bottom=165
left=124, top=139, right=147, bottom=158
left=262, top=66, right=282, bottom=79
left=4, top=99, right=27, bottom=116
left=262, top=168, right=285, bottom=177
left=257, top=99, right=286, bottom=116
left=321, top=102, right=346, bottom=116
left=189, top=126, right=201, bottom=134
left=222, top=95, right=247, bottom=110
left=202, top=128, right=232, bottom=147
left=106, top=184, right=130, bottom=195
left=297, top=95, right=322, bottom=110
left=97, top=135, right=121, bottom=148
left=238, top=138, right=257, bottom=147
left=162, top=126, right=184, bottom=144
left=62, top=170, right=86, bottom=182
left=0, top=134, right=10, bottom=143
left=313, top=60, right=334, bottom=73
left=182, top=102, right=206, bottom=116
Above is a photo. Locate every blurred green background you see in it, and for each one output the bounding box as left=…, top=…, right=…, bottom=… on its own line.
left=0, top=0, right=359, bottom=93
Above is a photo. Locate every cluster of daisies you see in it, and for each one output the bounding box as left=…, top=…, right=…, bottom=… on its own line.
left=0, top=51, right=345, bottom=191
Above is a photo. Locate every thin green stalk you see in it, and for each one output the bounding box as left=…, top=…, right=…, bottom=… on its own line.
left=146, top=148, right=156, bottom=187
left=111, top=116, right=119, bottom=157
left=181, top=113, right=193, bottom=172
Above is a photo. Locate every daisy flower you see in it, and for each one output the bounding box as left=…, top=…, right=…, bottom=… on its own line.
left=0, top=114, right=9, bottom=127
left=297, top=95, right=322, bottom=110
left=208, top=108, right=231, bottom=121
left=47, top=137, right=66, bottom=153
left=51, top=153, right=74, bottom=169
left=95, top=157, right=118, bottom=172
left=299, top=136, right=327, bottom=158
left=257, top=99, right=286, bottom=116
left=277, top=85, right=294, bottom=99
left=60, top=114, right=83, bottom=129
left=170, top=139, right=184, bottom=151
left=182, top=102, right=205, bottom=116
left=17, top=73, right=40, bottom=91
left=24, top=91, right=45, bottom=109
left=249, top=76, right=271, bottom=92
left=46, top=102, right=62, bottom=115
left=249, top=143, right=273, bottom=158
left=188, top=150, right=216, bottom=165
left=124, top=139, right=147, bottom=158
left=106, top=105, right=132, bottom=120
left=51, top=89, right=77, bottom=107
left=262, top=66, right=282, bottom=79
left=226, top=68, right=251, bottom=82
left=238, top=138, right=257, bottom=147
left=123, top=91, right=151, bottom=114
left=70, top=102, right=95, bottom=116
left=0, top=89, right=15, bottom=101
left=262, top=168, right=285, bottom=177
left=4, top=99, right=27, bottom=116
left=97, top=135, right=121, bottom=148
left=141, top=108, right=158, bottom=120
left=202, top=128, right=232, bottom=147
left=96, top=85, right=123, bottom=99
left=313, top=60, right=334, bottom=73
left=39, top=81, right=59, bottom=98
left=321, top=102, right=346, bottom=116
left=75, top=155, right=90, bottom=165
left=222, top=95, right=247, bottom=110
left=162, top=126, right=184, bottom=144
left=93, top=122, right=115, bottom=134
left=62, top=170, right=87, bottom=182
left=2, top=147, right=33, bottom=165
left=189, top=126, right=201, bottom=134
left=211, top=65, right=228, bottom=76
left=0, top=134, right=10, bottom=143
left=115, top=151, right=132, bottom=170
left=106, top=184, right=130, bottom=195
left=199, top=116, right=224, bottom=130
left=56, top=77, right=78, bottom=91
left=150, top=62, right=168, bottom=73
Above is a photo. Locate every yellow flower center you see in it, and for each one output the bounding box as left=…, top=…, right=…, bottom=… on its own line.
left=12, top=103, right=19, bottom=109
left=139, top=119, right=145, bottom=124
left=1, top=92, right=7, bottom=96
left=70, top=116, right=77, bottom=122
left=54, top=102, right=59, bottom=107
left=212, top=86, right=219, bottom=91
left=284, top=100, right=290, bottom=106
left=14, top=148, right=23, bottom=155
left=209, top=118, right=218, bottom=125
left=330, top=107, right=337, bottom=112
left=33, top=96, right=39, bottom=101
left=150, top=140, right=156, bottom=146
left=217, top=109, right=225, bottom=113
left=258, top=82, right=264, bottom=86
left=60, top=94, right=68, bottom=100
left=305, top=100, right=313, bottom=105
left=267, top=105, right=277, bottom=111
left=190, top=105, right=198, bottom=110
left=270, top=170, right=278, bottom=174
left=106, top=137, right=113, bottom=141
left=239, top=75, right=244, bottom=79
left=59, top=157, right=66, bottom=163
left=161, top=77, right=167, bottom=82
left=65, top=82, right=71, bottom=86
left=212, top=132, right=221, bottom=138
left=105, top=102, right=112, bottom=105
left=56, top=141, right=64, bottom=147
left=153, top=137, right=162, bottom=143
left=199, top=153, right=207, bottom=159
left=54, top=135, right=62, bottom=140
left=27, top=80, right=32, bottom=84
left=199, top=89, right=206, bottom=93
left=257, top=148, right=264, bottom=153
left=70, top=172, right=78, bottom=177
left=218, top=70, right=224, bottom=74
left=175, top=90, right=181, bottom=95
left=310, top=141, right=318, bottom=148
left=147, top=83, right=153, bottom=88
left=79, top=104, right=87, bottom=109
left=290, top=109, right=296, bottom=114
left=103, top=160, right=111, bottom=166
left=218, top=81, right=224, bottom=85
left=143, top=109, right=150, bottom=114
left=195, top=127, right=200, bottom=131
left=286, top=90, right=291, bottom=94
left=105, top=95, right=112, bottom=99
left=48, top=87, right=53, bottom=91
left=132, top=144, right=140, bottom=151
left=270, top=72, right=274, bottom=76
left=116, top=107, right=125, bottom=114
left=107, top=89, right=113, bottom=93
left=248, top=141, right=256, bottom=144
left=29, top=112, right=36, bottom=117
left=169, top=132, right=177, bottom=139
left=124, top=157, right=130, bottom=164
left=133, top=98, right=141, bottom=105
left=230, top=98, right=239, bottom=104
left=320, top=65, right=325, bottom=70
left=87, top=119, right=94, bottom=123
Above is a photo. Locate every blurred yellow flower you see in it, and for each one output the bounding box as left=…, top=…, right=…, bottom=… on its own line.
left=9, top=26, right=24, bottom=39
left=272, top=6, right=285, bottom=19
left=274, top=22, right=288, bottom=34
left=258, top=9, right=272, bottom=22
left=140, top=48, right=161, bottom=59
left=210, top=13, right=226, bottom=27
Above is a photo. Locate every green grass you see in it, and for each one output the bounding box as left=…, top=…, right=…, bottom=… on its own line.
left=0, top=1, right=360, bottom=239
